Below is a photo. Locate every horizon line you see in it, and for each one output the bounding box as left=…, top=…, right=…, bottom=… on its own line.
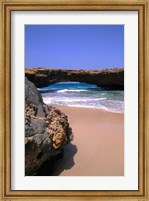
left=25, top=66, right=124, bottom=70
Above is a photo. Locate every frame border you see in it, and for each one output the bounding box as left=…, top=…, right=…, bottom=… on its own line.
left=0, top=0, right=148, bottom=200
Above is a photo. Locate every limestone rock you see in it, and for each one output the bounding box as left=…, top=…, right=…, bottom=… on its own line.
left=25, top=77, right=73, bottom=176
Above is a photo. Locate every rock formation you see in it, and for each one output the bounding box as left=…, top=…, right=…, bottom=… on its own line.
left=25, top=68, right=124, bottom=90
left=25, top=77, right=73, bottom=176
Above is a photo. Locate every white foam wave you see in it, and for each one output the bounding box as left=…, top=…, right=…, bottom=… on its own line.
left=42, top=97, right=123, bottom=113
left=43, top=97, right=106, bottom=103
left=57, top=89, right=88, bottom=93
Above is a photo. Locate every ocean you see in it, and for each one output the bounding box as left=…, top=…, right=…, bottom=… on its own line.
left=38, top=82, right=124, bottom=113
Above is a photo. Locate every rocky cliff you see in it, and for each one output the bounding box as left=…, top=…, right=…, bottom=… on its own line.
left=25, top=77, right=73, bottom=176
left=25, top=68, right=124, bottom=90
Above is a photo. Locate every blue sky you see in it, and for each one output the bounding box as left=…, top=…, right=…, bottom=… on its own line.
left=25, top=25, right=124, bottom=70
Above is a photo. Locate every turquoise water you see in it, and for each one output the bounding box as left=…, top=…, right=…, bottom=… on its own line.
left=38, top=82, right=124, bottom=113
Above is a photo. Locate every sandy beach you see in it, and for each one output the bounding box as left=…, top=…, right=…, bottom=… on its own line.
left=52, top=106, right=124, bottom=176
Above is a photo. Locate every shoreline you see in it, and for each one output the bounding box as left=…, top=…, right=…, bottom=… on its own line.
left=51, top=105, right=124, bottom=176
left=47, top=104, right=124, bottom=114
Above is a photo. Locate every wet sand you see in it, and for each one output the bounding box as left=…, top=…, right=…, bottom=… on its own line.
left=52, top=106, right=124, bottom=176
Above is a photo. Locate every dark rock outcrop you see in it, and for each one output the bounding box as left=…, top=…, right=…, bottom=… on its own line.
left=25, top=68, right=124, bottom=90
left=25, top=77, right=73, bottom=176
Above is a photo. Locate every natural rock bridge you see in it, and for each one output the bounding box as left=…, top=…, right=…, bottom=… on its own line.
left=25, top=68, right=124, bottom=90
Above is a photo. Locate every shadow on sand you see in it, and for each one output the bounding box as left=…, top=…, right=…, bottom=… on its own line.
left=51, top=143, right=78, bottom=176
